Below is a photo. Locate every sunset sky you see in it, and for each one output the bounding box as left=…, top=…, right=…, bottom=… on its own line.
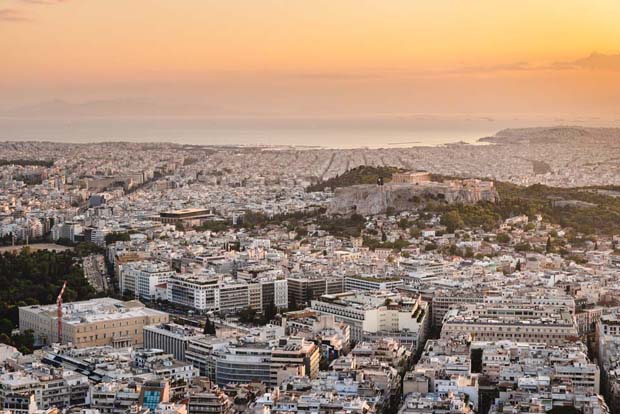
left=2, top=0, right=620, bottom=118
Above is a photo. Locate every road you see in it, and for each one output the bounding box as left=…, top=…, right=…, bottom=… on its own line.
left=83, top=254, right=108, bottom=292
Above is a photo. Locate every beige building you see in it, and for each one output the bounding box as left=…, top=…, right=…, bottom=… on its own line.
left=19, top=298, right=169, bottom=348
left=391, top=171, right=432, bottom=184
left=441, top=303, right=578, bottom=346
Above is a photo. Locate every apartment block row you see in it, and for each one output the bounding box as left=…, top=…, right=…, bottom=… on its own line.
left=119, top=262, right=288, bottom=314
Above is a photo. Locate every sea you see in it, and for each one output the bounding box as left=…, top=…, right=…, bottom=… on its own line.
left=0, top=115, right=617, bottom=148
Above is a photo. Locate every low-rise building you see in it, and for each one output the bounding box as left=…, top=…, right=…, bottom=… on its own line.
left=441, top=302, right=578, bottom=346
left=311, top=291, right=429, bottom=348
left=19, top=298, right=169, bottom=347
left=144, top=323, right=205, bottom=362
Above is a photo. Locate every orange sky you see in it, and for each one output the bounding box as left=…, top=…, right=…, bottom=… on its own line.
left=1, top=0, right=620, bottom=117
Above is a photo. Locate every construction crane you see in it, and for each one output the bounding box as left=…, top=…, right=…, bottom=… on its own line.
left=56, top=281, right=67, bottom=343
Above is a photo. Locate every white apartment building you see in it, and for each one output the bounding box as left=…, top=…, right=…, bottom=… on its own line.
left=166, top=273, right=219, bottom=312
left=311, top=291, right=428, bottom=345
left=119, top=261, right=175, bottom=300
left=473, top=340, right=600, bottom=394
left=165, top=273, right=287, bottom=315
left=599, top=313, right=620, bottom=337
left=0, top=367, right=90, bottom=410
left=431, top=292, right=484, bottom=328
left=483, top=290, right=576, bottom=314
left=258, top=278, right=288, bottom=310
left=344, top=276, right=403, bottom=292
left=214, top=338, right=320, bottom=388
left=441, top=303, right=578, bottom=346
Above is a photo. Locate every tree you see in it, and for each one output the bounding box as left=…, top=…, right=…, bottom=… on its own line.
left=0, top=333, right=12, bottom=347
left=515, top=259, right=522, bottom=272
left=0, top=319, right=13, bottom=336
left=195, top=221, right=230, bottom=233
left=105, top=232, right=131, bottom=245
left=398, top=218, right=410, bottom=230
left=262, top=301, right=278, bottom=324
left=203, top=317, right=216, bottom=335
left=0, top=248, right=97, bottom=333
left=74, top=242, right=106, bottom=257
left=546, top=235, right=552, bottom=253
left=497, top=233, right=511, bottom=244
left=238, top=306, right=257, bottom=324
left=515, top=242, right=532, bottom=252
left=12, top=330, right=34, bottom=354
left=441, top=211, right=465, bottom=233
left=305, top=165, right=404, bottom=192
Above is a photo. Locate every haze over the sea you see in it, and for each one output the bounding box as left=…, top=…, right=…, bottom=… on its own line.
left=1, top=114, right=619, bottom=148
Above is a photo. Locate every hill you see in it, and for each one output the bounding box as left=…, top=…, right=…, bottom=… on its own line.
left=479, top=126, right=620, bottom=145
left=430, top=181, right=620, bottom=235
left=306, top=166, right=404, bottom=192
left=328, top=179, right=499, bottom=216
left=311, top=165, right=620, bottom=236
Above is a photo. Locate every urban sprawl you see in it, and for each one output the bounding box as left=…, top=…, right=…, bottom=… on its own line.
left=2, top=127, right=620, bottom=414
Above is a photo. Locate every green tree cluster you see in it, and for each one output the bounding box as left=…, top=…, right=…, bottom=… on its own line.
left=440, top=211, right=465, bottom=233
left=0, top=159, right=54, bottom=167
left=105, top=232, right=131, bottom=245
left=194, top=221, right=230, bottom=233
left=237, top=306, right=258, bottom=324
left=306, top=166, right=405, bottom=192
left=0, top=248, right=97, bottom=352
left=320, top=214, right=366, bottom=238
left=203, top=317, right=216, bottom=335
left=425, top=181, right=620, bottom=236
left=362, top=237, right=410, bottom=251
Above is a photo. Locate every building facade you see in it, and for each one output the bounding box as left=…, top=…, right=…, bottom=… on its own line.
left=19, top=298, right=169, bottom=348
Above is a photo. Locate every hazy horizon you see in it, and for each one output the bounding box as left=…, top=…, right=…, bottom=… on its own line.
left=3, top=1, right=620, bottom=144
left=2, top=113, right=620, bottom=148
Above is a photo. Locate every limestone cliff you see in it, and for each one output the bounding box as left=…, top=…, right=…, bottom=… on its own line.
left=328, top=180, right=499, bottom=216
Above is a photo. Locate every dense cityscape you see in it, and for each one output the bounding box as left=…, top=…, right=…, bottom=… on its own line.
left=0, top=127, right=619, bottom=414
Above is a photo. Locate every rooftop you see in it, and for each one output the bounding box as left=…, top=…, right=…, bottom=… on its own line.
left=20, top=297, right=168, bottom=325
